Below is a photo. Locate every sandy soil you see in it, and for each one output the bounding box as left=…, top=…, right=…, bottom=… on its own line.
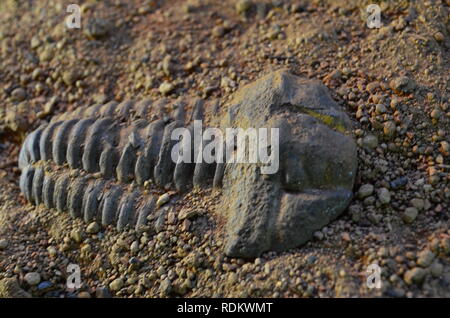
left=0, top=0, right=449, bottom=298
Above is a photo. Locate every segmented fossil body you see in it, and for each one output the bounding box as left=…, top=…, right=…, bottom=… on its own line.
left=18, top=70, right=358, bottom=258
left=19, top=97, right=219, bottom=231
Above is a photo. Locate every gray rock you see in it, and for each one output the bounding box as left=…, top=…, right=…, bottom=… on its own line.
left=162, top=55, right=173, bottom=76
left=358, top=184, right=374, bottom=199
left=416, top=249, right=435, bottom=268
left=41, top=96, right=58, bottom=117
left=375, top=103, right=386, bottom=114
left=109, top=278, right=124, bottom=292
left=390, top=76, right=416, bottom=94
left=93, top=93, right=108, bottom=104
left=236, top=0, right=252, bottom=15
left=84, top=18, right=112, bottom=40
left=402, top=207, right=418, bottom=224
left=70, top=229, right=83, bottom=243
left=212, top=26, right=226, bottom=38
left=11, top=87, right=26, bottom=101
left=78, top=291, right=91, bottom=298
left=5, top=110, right=27, bottom=132
left=313, top=231, right=324, bottom=240
left=410, top=198, right=424, bottom=211
left=442, top=237, right=450, bottom=255
left=62, top=70, right=80, bottom=86
left=86, top=222, right=100, bottom=234
left=361, top=134, right=378, bottom=149
left=219, top=70, right=357, bottom=258
left=404, top=267, right=426, bottom=285
left=290, top=3, right=306, bottom=13
left=430, top=261, right=443, bottom=277
left=377, top=188, right=391, bottom=204
left=39, top=45, right=54, bottom=62
left=383, top=121, right=396, bottom=138
left=159, top=278, right=172, bottom=296
left=179, top=209, right=201, bottom=220
left=0, top=239, right=8, bottom=250
left=96, top=286, right=111, bottom=298
left=227, top=272, right=238, bottom=285
left=390, top=176, right=408, bottom=189
left=24, top=272, right=41, bottom=286
left=130, top=241, right=139, bottom=254
left=156, top=193, right=170, bottom=208
left=159, top=82, right=174, bottom=95
left=30, top=36, right=42, bottom=49
left=47, top=246, right=57, bottom=257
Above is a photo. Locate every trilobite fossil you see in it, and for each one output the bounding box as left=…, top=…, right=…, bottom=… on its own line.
left=18, top=70, right=357, bottom=258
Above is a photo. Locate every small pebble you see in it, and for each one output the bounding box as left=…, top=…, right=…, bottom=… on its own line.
left=159, top=278, right=172, bottom=296
left=157, top=193, right=170, bottom=208
left=159, top=82, right=174, bottom=95
left=109, top=278, right=124, bottom=292
left=434, top=32, right=444, bottom=42
left=362, top=134, right=378, bottom=149
left=390, top=177, right=408, bottom=189
left=130, top=241, right=140, bottom=254
left=430, top=262, right=443, bottom=277
left=358, top=184, right=374, bottom=199
left=377, top=188, right=391, bottom=204
left=416, top=249, right=435, bottom=268
left=96, top=286, right=111, bottom=298
left=212, top=26, right=225, bottom=38
left=0, top=239, right=8, bottom=250
left=236, top=0, right=252, bottom=15
left=86, top=222, right=100, bottom=234
left=47, top=246, right=57, bottom=257
left=410, top=198, right=424, bottom=211
left=402, top=207, right=418, bottom=224
left=37, top=281, right=52, bottom=291
left=404, top=267, right=426, bottom=285
left=78, top=291, right=91, bottom=298
left=11, top=88, right=26, bottom=101
left=390, top=76, right=415, bottom=94
left=24, top=272, right=41, bottom=286
left=383, top=121, right=396, bottom=138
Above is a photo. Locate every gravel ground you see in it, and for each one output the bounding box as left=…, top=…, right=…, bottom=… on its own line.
left=0, top=0, right=449, bottom=298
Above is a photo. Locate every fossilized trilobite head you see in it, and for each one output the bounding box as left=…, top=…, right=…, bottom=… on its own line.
left=219, top=70, right=357, bottom=258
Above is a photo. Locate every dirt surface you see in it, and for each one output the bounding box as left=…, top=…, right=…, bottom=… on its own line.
left=0, top=0, right=449, bottom=298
